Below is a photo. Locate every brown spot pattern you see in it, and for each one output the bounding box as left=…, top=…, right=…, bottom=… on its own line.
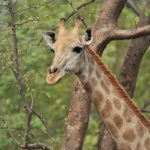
left=119, top=144, right=131, bottom=150
left=90, top=77, right=98, bottom=86
left=84, top=82, right=92, bottom=93
left=93, top=95, right=100, bottom=104
left=144, top=137, right=150, bottom=149
left=136, top=122, right=145, bottom=138
left=95, top=90, right=103, bottom=100
left=112, top=88, right=120, bottom=97
left=101, top=79, right=110, bottom=94
left=113, top=114, right=123, bottom=129
left=101, top=100, right=112, bottom=118
left=135, top=143, right=142, bottom=150
left=89, top=64, right=94, bottom=75
left=123, top=105, right=133, bottom=122
left=113, top=98, right=121, bottom=110
left=106, top=121, right=118, bottom=139
left=96, top=69, right=101, bottom=78
left=93, top=90, right=103, bottom=109
left=123, top=128, right=136, bottom=142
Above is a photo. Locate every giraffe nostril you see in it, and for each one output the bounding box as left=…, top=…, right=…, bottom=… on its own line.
left=48, top=67, right=59, bottom=74
left=48, top=68, right=52, bottom=74
left=53, top=68, right=58, bottom=73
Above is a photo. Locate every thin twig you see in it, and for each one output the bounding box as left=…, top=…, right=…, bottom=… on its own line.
left=31, top=109, right=52, bottom=138
left=141, top=99, right=150, bottom=113
left=24, top=107, right=32, bottom=146
left=14, top=0, right=53, bottom=14
left=7, top=0, right=26, bottom=106
left=67, top=0, right=87, bottom=28
left=1, top=0, right=95, bottom=32
left=141, top=109, right=150, bottom=113
left=0, top=114, right=53, bottom=150
left=0, top=114, right=22, bottom=147
left=7, top=1, right=32, bottom=147
left=6, top=1, right=52, bottom=149
left=37, top=0, right=95, bottom=45
left=66, top=0, right=96, bottom=21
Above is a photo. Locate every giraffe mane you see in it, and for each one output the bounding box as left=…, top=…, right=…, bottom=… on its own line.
left=87, top=46, right=150, bottom=130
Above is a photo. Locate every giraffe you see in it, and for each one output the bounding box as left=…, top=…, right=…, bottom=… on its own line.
left=43, top=18, right=150, bottom=150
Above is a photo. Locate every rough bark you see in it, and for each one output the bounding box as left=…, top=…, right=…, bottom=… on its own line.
left=97, top=124, right=117, bottom=150
left=61, top=78, right=91, bottom=150
left=119, top=15, right=150, bottom=97
left=91, top=0, right=127, bottom=54
left=7, top=1, right=53, bottom=149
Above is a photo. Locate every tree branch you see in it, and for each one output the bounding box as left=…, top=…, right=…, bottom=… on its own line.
left=6, top=1, right=53, bottom=150
left=66, top=0, right=96, bottom=21
left=141, top=100, right=150, bottom=113
left=0, top=114, right=22, bottom=147
left=127, top=0, right=144, bottom=16
left=112, top=24, right=150, bottom=40
left=14, top=0, right=53, bottom=14
left=20, top=143, right=52, bottom=150
left=67, top=0, right=87, bottom=28
left=31, top=108, right=52, bottom=139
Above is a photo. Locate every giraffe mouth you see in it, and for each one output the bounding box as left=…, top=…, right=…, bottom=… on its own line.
left=46, top=69, right=66, bottom=85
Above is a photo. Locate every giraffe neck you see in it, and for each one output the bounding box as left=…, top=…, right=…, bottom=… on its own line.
left=76, top=46, right=150, bottom=150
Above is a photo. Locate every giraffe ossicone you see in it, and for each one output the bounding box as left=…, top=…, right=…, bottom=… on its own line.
left=43, top=19, right=150, bottom=150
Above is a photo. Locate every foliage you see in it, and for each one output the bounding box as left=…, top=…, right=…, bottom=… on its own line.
left=0, top=0, right=150, bottom=150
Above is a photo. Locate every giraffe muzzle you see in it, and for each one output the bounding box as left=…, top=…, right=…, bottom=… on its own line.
left=46, top=66, right=65, bottom=85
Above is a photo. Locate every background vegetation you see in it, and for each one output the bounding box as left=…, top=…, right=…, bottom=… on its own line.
left=0, top=0, right=149, bottom=150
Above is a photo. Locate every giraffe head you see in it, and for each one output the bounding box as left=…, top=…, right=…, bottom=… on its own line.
left=43, top=19, right=93, bottom=85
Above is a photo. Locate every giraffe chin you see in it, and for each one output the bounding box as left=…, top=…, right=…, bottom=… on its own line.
left=46, top=70, right=65, bottom=85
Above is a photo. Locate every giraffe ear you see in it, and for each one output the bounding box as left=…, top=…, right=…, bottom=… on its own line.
left=43, top=31, right=56, bottom=48
left=83, top=27, right=93, bottom=45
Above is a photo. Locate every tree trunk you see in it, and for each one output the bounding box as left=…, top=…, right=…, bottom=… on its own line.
left=61, top=78, right=91, bottom=150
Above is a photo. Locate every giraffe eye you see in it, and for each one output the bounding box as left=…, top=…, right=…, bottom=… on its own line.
left=72, top=46, right=82, bottom=53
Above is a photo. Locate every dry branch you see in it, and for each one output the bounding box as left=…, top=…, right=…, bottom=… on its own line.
left=66, top=0, right=96, bottom=21
left=67, top=0, right=87, bottom=28
left=112, top=25, right=150, bottom=40
left=20, top=143, right=52, bottom=150
left=0, top=114, right=22, bottom=147
left=1, top=115, right=52, bottom=150
left=141, top=100, right=150, bottom=113
left=6, top=1, right=52, bottom=149
left=14, top=0, right=53, bottom=14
